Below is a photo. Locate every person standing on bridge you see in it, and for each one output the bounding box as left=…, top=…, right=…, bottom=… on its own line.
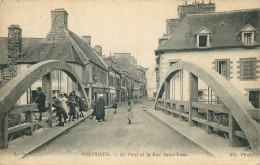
left=95, top=93, right=106, bottom=122
left=34, top=87, right=46, bottom=121
left=67, top=97, right=76, bottom=121
left=69, top=91, right=80, bottom=119
left=53, top=98, right=68, bottom=126
left=58, top=93, right=69, bottom=119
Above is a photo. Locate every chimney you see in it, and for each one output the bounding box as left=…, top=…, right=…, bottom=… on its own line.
left=51, top=8, right=68, bottom=31
left=202, top=0, right=204, bottom=3
left=209, top=0, right=211, bottom=3
left=82, top=36, right=91, bottom=46
left=94, top=45, right=102, bottom=56
left=8, top=24, right=22, bottom=63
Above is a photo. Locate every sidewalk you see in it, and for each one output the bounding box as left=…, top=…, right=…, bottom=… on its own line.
left=146, top=105, right=252, bottom=157
left=0, top=109, right=95, bottom=163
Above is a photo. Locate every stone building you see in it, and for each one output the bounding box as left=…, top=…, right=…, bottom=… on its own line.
left=12, top=8, right=109, bottom=106
left=155, top=1, right=260, bottom=108
left=102, top=56, right=122, bottom=104
left=112, top=53, right=147, bottom=99
left=0, top=25, right=43, bottom=90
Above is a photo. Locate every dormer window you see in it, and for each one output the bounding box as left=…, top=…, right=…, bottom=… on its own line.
left=239, top=24, right=256, bottom=46
left=243, top=33, right=252, bottom=45
left=195, top=27, right=211, bottom=48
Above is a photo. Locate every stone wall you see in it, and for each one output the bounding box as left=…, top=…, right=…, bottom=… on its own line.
left=8, top=25, right=22, bottom=64
left=178, top=2, right=215, bottom=20
left=45, top=8, right=68, bottom=42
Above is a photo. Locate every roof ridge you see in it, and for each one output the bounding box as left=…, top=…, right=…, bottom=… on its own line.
left=69, top=42, right=75, bottom=62
left=186, top=8, right=260, bottom=17
left=158, top=15, right=189, bottom=49
left=157, top=8, right=259, bottom=51
left=65, top=29, right=89, bottom=65
left=90, top=47, right=109, bottom=68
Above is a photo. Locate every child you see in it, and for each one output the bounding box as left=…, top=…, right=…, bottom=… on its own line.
left=79, top=97, right=87, bottom=117
left=113, top=96, right=118, bottom=114
left=89, top=100, right=96, bottom=120
left=127, top=101, right=133, bottom=124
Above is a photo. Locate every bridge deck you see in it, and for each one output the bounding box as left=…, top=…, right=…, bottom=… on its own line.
left=147, top=109, right=251, bottom=156
left=0, top=99, right=256, bottom=164
left=0, top=110, right=93, bottom=163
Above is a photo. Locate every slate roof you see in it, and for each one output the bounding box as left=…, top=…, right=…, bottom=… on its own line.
left=68, top=30, right=107, bottom=69
left=17, top=29, right=108, bottom=70
left=158, top=9, right=260, bottom=51
left=22, top=38, right=43, bottom=55
left=17, top=41, right=82, bottom=64
left=0, top=37, right=43, bottom=65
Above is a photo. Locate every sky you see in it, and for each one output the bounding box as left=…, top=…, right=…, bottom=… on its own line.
left=0, top=0, right=259, bottom=68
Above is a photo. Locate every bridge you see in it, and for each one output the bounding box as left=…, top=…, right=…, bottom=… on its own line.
left=0, top=60, right=259, bottom=162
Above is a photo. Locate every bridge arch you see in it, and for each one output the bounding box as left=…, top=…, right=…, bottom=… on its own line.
left=0, top=60, right=88, bottom=121
left=155, top=61, right=260, bottom=153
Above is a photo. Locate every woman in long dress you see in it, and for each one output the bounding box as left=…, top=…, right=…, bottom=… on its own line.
left=58, top=94, right=69, bottom=118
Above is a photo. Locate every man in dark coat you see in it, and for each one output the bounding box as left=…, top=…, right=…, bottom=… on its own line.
left=34, top=87, right=46, bottom=121
left=95, top=93, right=106, bottom=122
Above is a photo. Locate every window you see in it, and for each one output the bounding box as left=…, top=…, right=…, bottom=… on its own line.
left=217, top=60, right=227, bottom=78
left=170, top=61, right=180, bottom=79
left=51, top=70, right=59, bottom=79
left=214, top=59, right=232, bottom=80
left=240, top=24, right=256, bottom=46
left=198, top=91, right=203, bottom=101
left=199, top=35, right=207, bottom=47
left=195, top=27, right=211, bottom=48
left=241, top=59, right=255, bottom=80
left=249, top=91, right=260, bottom=108
left=243, top=33, right=252, bottom=46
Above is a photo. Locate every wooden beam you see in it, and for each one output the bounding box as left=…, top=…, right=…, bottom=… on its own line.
left=24, top=110, right=33, bottom=135
left=247, top=109, right=260, bottom=121
left=8, top=123, right=32, bottom=134
left=166, top=99, right=189, bottom=106
left=43, top=73, right=52, bottom=127
left=189, top=72, right=198, bottom=126
left=206, top=110, right=213, bottom=134
left=207, top=122, right=229, bottom=132
left=11, top=104, right=37, bottom=113
left=229, top=113, right=244, bottom=147
left=192, top=102, right=228, bottom=114
left=0, top=115, right=8, bottom=149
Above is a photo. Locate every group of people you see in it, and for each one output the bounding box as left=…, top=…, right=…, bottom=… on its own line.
left=90, top=95, right=133, bottom=124
left=34, top=87, right=134, bottom=126
left=34, top=87, right=88, bottom=127
left=53, top=91, right=88, bottom=126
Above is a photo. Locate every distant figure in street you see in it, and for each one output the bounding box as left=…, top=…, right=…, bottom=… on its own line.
left=34, top=87, right=46, bottom=121
left=95, top=93, right=106, bottom=122
left=89, top=100, right=96, bottom=120
left=113, top=96, right=118, bottom=114
left=53, top=98, right=68, bottom=126
left=127, top=101, right=133, bottom=124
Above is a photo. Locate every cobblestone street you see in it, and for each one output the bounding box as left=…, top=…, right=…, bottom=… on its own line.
left=25, top=98, right=211, bottom=159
